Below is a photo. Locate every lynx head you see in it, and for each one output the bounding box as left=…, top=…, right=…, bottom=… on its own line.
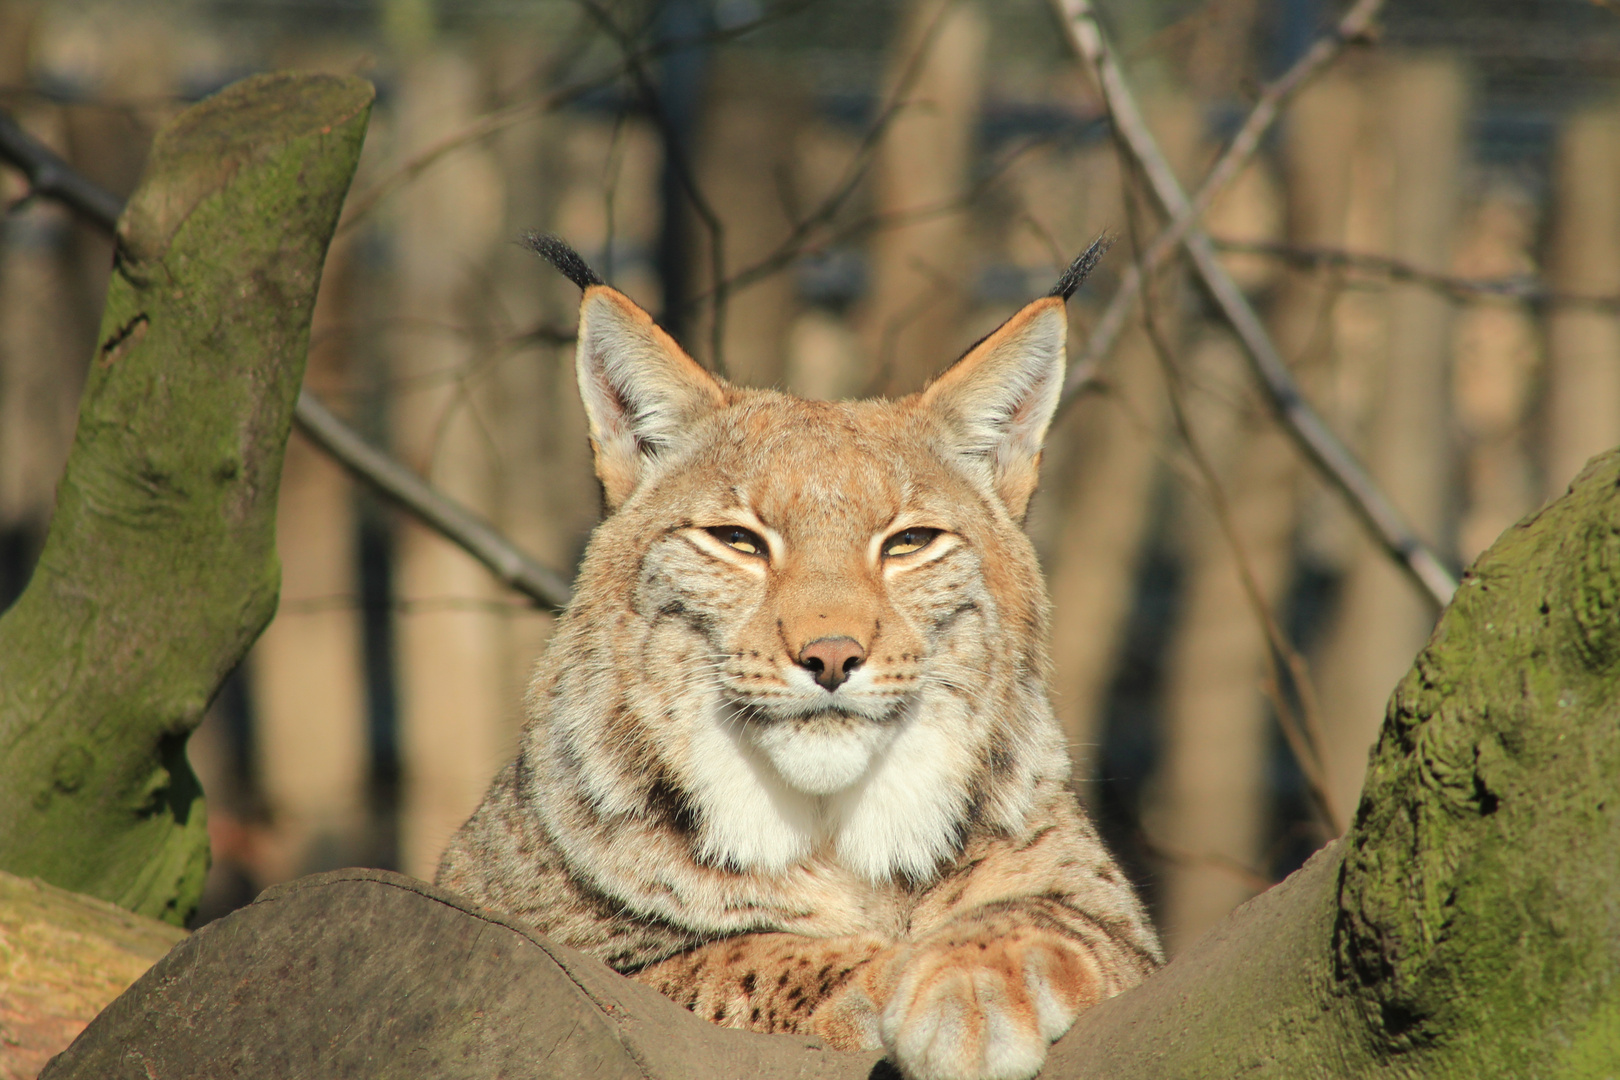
left=537, top=238, right=1099, bottom=887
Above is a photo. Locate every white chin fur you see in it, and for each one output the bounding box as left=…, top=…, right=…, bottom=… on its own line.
left=748, top=714, right=898, bottom=796
left=683, top=696, right=974, bottom=880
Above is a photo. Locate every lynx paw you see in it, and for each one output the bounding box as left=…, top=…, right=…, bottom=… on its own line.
left=878, top=931, right=1097, bottom=1080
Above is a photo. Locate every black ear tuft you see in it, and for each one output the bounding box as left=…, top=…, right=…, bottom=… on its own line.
left=522, top=232, right=607, bottom=290
left=1048, top=232, right=1115, bottom=302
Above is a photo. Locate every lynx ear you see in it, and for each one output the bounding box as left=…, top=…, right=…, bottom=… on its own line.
left=575, top=286, right=725, bottom=509
left=920, top=296, right=1067, bottom=520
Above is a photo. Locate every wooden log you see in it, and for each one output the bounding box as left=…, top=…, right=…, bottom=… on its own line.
left=0, top=870, right=185, bottom=1080
left=40, top=867, right=882, bottom=1080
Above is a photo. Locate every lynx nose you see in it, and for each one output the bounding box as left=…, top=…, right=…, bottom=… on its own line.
left=797, top=636, right=866, bottom=692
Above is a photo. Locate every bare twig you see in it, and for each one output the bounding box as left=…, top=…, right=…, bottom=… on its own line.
left=0, top=104, right=573, bottom=612
left=0, top=110, right=125, bottom=224
left=1061, top=0, right=1386, bottom=406
left=570, top=0, right=732, bottom=376
left=1053, top=0, right=1457, bottom=610
left=1136, top=265, right=1343, bottom=837
left=1212, top=236, right=1620, bottom=313
left=335, top=0, right=809, bottom=242
left=294, top=392, right=573, bottom=609
left=335, top=11, right=618, bottom=236
left=696, top=128, right=1057, bottom=308
left=336, top=95, right=556, bottom=237
left=683, top=0, right=965, bottom=312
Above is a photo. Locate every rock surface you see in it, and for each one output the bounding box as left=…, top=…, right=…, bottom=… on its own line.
left=39, top=868, right=884, bottom=1080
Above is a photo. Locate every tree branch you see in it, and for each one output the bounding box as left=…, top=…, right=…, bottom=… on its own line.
left=1059, top=0, right=1386, bottom=406
left=1052, top=0, right=1458, bottom=610
left=0, top=109, right=126, bottom=224
left=294, top=391, right=573, bottom=608
left=571, top=0, right=732, bottom=375
left=1211, top=235, right=1620, bottom=312
left=1135, top=278, right=1343, bottom=836
left=682, top=0, right=974, bottom=309
left=336, top=0, right=812, bottom=241
left=0, top=104, right=572, bottom=613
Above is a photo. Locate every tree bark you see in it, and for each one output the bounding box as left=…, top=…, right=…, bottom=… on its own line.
left=0, top=870, right=185, bottom=1080
left=0, top=72, right=371, bottom=925
left=39, top=445, right=1620, bottom=1076
left=1054, top=444, right=1620, bottom=1075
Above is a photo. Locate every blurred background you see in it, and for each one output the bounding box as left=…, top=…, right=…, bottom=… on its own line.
left=0, top=0, right=1617, bottom=959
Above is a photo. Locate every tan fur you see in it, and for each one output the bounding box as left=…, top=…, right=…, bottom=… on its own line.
left=437, top=286, right=1162, bottom=1080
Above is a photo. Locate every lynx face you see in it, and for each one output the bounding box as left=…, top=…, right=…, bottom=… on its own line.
left=436, top=263, right=1161, bottom=1080
left=569, top=287, right=1061, bottom=885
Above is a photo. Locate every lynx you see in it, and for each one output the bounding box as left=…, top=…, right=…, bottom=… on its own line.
left=436, top=236, right=1161, bottom=1080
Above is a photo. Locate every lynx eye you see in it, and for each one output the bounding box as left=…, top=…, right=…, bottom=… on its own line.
left=882, top=527, right=942, bottom=558
left=705, top=525, right=766, bottom=557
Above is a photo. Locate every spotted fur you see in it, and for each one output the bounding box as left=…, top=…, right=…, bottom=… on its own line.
left=437, top=284, right=1162, bottom=1080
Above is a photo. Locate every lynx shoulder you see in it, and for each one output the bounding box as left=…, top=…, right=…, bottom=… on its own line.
left=437, top=238, right=1160, bottom=1080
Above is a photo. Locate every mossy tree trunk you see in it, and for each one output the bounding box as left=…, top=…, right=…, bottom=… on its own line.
left=1051, top=445, right=1620, bottom=1076
left=0, top=72, right=372, bottom=926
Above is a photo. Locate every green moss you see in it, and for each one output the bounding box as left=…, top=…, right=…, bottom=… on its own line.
left=1340, top=450, right=1620, bottom=1074
left=0, top=73, right=373, bottom=925
left=1050, top=450, right=1620, bottom=1078
left=1560, top=995, right=1620, bottom=1078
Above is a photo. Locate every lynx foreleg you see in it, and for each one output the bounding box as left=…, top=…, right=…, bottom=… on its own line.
left=630, top=932, right=889, bottom=1043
